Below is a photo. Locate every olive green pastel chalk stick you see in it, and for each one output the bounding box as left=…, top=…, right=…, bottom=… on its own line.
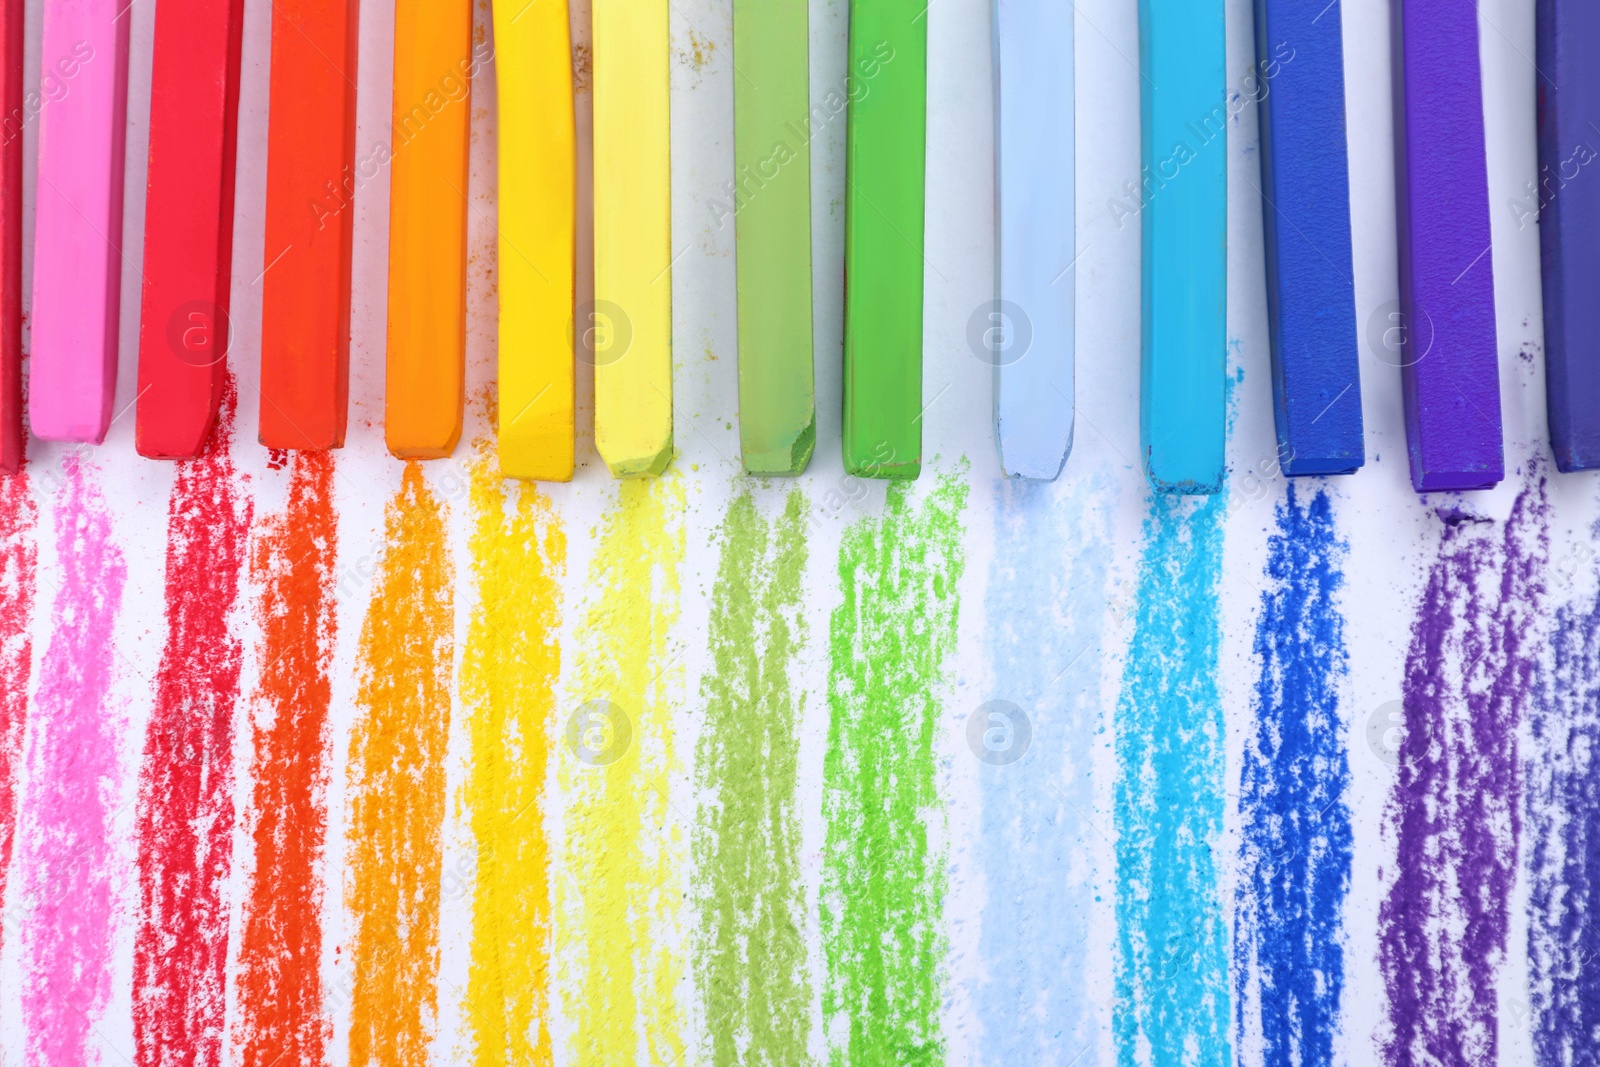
left=843, top=1, right=924, bottom=479
left=733, top=0, right=815, bottom=475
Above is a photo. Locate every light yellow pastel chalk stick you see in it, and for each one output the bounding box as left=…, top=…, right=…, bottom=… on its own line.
left=495, top=0, right=576, bottom=481
left=592, top=0, right=673, bottom=478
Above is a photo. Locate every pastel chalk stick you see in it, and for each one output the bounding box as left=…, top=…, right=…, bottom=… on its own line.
left=1254, top=0, right=1363, bottom=476
left=259, top=0, right=359, bottom=450
left=593, top=0, right=673, bottom=478
left=843, top=0, right=925, bottom=479
left=135, top=0, right=246, bottom=459
left=385, top=0, right=471, bottom=459
left=0, top=0, right=21, bottom=472
left=1391, top=0, right=1503, bottom=491
left=29, top=0, right=130, bottom=443
left=993, top=0, right=1074, bottom=481
left=1139, top=0, right=1227, bottom=494
left=494, top=0, right=575, bottom=482
left=733, top=0, right=815, bottom=476
left=1536, top=0, right=1600, bottom=472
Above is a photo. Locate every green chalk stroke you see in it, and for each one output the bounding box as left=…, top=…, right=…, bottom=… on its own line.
left=693, top=490, right=814, bottom=1066
left=1114, top=492, right=1231, bottom=1067
left=823, top=473, right=969, bottom=1066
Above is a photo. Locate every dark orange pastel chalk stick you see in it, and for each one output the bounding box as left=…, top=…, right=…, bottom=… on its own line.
left=259, top=0, right=359, bottom=450
left=0, top=0, right=21, bottom=473
left=135, top=0, right=246, bottom=458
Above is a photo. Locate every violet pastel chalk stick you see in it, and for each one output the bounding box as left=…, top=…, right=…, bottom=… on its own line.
left=30, top=0, right=129, bottom=443
left=1536, top=0, right=1600, bottom=472
left=1254, top=0, right=1363, bottom=476
left=1391, top=0, right=1503, bottom=491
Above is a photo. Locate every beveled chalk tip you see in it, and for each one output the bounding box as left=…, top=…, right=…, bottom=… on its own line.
left=1553, top=436, right=1600, bottom=475
left=996, top=429, right=1074, bottom=483
left=842, top=426, right=920, bottom=480
left=136, top=426, right=215, bottom=461
left=30, top=412, right=110, bottom=447
left=499, top=437, right=576, bottom=484
left=1281, top=450, right=1365, bottom=478
left=1144, top=452, right=1223, bottom=496
left=387, top=424, right=462, bottom=463
left=602, top=436, right=674, bottom=480
left=846, top=457, right=920, bottom=481
left=1410, top=462, right=1504, bottom=494
left=743, top=418, right=815, bottom=478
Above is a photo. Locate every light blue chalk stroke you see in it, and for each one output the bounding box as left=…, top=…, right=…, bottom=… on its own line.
left=973, top=474, right=1113, bottom=1064
left=992, top=0, right=1075, bottom=481
left=1114, top=490, right=1231, bottom=1067
left=1233, top=485, right=1352, bottom=1067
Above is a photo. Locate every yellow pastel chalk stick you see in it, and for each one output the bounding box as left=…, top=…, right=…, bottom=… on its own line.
left=386, top=0, right=473, bottom=458
left=495, top=0, right=576, bottom=481
left=592, top=0, right=672, bottom=478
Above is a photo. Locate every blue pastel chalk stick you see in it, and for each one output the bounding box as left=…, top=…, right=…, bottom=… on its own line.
left=1537, top=0, right=1600, bottom=472
left=992, top=0, right=1074, bottom=481
left=1140, top=0, right=1227, bottom=495
left=1254, top=0, right=1364, bottom=476
left=1392, top=0, right=1503, bottom=491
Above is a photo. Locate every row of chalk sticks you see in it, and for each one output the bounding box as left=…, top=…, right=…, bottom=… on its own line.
left=0, top=0, right=1589, bottom=493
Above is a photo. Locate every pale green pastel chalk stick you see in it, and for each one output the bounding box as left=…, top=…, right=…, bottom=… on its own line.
left=1140, top=0, right=1226, bottom=494
left=733, top=0, right=815, bottom=475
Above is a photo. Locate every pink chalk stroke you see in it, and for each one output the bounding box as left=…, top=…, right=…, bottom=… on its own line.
left=15, top=458, right=129, bottom=1067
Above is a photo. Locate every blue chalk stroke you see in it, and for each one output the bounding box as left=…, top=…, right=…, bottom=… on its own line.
left=1114, top=491, right=1231, bottom=1066
left=1254, top=0, right=1363, bottom=475
left=1529, top=593, right=1600, bottom=1065
left=1233, top=484, right=1353, bottom=1066
left=973, top=475, right=1112, bottom=1064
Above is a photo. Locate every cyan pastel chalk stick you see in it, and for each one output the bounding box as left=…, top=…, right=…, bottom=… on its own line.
left=1392, top=0, right=1503, bottom=491
left=1254, top=0, right=1363, bottom=476
left=992, top=0, right=1074, bottom=481
left=1536, top=0, right=1600, bottom=472
left=1139, top=0, right=1227, bottom=495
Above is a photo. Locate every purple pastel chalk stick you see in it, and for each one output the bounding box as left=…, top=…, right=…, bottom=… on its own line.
left=1536, top=0, right=1600, bottom=472
left=1391, top=0, right=1504, bottom=492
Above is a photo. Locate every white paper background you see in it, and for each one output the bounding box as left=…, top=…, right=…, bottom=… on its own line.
left=0, top=0, right=1585, bottom=1065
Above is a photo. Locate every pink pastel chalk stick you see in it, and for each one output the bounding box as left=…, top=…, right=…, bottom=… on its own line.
left=29, top=0, right=129, bottom=443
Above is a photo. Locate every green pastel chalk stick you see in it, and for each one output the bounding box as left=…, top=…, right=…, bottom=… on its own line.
left=734, top=0, right=816, bottom=475
left=843, top=0, right=925, bottom=479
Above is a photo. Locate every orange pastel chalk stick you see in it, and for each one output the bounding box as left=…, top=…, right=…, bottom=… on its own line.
left=259, top=0, right=359, bottom=450
left=384, top=0, right=473, bottom=458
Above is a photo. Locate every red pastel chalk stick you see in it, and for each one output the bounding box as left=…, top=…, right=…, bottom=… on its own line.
left=135, top=0, right=246, bottom=458
left=0, top=0, right=20, bottom=472
left=258, top=0, right=358, bottom=450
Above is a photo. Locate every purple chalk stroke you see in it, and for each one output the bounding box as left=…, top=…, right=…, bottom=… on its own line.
left=1379, top=482, right=1548, bottom=1067
left=1391, top=0, right=1505, bottom=491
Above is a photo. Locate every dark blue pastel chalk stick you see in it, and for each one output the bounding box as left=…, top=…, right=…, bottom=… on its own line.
left=1537, top=0, right=1600, bottom=472
left=1253, top=0, right=1363, bottom=476
left=1391, top=0, right=1504, bottom=492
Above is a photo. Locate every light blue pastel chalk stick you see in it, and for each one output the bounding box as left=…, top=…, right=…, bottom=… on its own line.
left=1139, top=0, right=1227, bottom=494
left=992, top=0, right=1075, bottom=481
